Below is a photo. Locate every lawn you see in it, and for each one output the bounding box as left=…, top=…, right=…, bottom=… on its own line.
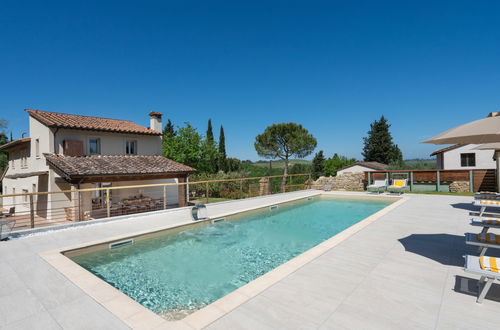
left=407, top=191, right=474, bottom=197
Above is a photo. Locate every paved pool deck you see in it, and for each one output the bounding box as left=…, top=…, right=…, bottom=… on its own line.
left=0, top=191, right=499, bottom=329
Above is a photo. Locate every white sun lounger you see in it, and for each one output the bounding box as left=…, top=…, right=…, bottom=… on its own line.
left=464, top=255, right=500, bottom=303
left=367, top=179, right=388, bottom=194
left=465, top=233, right=500, bottom=257
left=470, top=215, right=500, bottom=234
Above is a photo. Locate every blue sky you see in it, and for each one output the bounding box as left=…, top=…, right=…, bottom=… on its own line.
left=1, top=0, right=499, bottom=160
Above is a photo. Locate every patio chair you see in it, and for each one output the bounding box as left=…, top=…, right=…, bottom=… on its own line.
left=367, top=179, right=388, bottom=194
left=4, top=207, right=15, bottom=217
left=387, top=179, right=408, bottom=195
left=465, top=232, right=500, bottom=257
left=464, top=255, right=500, bottom=303
left=0, top=218, right=16, bottom=240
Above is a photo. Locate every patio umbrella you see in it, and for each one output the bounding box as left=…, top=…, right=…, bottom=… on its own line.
left=423, top=112, right=500, bottom=145
left=424, top=112, right=500, bottom=192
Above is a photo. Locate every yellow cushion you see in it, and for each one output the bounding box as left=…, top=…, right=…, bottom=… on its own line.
left=477, top=233, right=500, bottom=244
left=393, top=180, right=405, bottom=187
left=480, top=256, right=499, bottom=273
left=483, top=219, right=500, bottom=225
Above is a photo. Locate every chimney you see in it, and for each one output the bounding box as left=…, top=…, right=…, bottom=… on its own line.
left=149, top=111, right=163, bottom=132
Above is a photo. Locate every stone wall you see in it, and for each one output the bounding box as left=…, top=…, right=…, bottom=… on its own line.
left=312, top=172, right=365, bottom=191
left=449, top=180, right=470, bottom=193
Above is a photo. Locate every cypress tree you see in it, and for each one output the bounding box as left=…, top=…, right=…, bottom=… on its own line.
left=206, top=119, right=214, bottom=145
left=163, top=119, right=176, bottom=138
left=218, top=125, right=226, bottom=159
left=218, top=125, right=227, bottom=171
left=362, top=116, right=403, bottom=165
left=311, top=150, right=326, bottom=180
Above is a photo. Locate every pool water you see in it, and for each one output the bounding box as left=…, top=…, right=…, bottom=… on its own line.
left=70, top=197, right=392, bottom=319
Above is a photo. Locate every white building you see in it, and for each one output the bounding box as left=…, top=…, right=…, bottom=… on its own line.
left=337, top=161, right=388, bottom=175
left=0, top=109, right=195, bottom=223
left=431, top=144, right=496, bottom=170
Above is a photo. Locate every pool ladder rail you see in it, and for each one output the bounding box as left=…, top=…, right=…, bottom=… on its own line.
left=191, top=204, right=209, bottom=221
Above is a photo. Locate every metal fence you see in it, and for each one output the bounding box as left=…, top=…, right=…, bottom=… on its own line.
left=0, top=173, right=311, bottom=231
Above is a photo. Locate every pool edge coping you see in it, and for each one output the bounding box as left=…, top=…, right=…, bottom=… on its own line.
left=39, top=192, right=409, bottom=330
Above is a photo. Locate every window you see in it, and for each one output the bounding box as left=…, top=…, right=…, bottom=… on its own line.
left=125, top=140, right=137, bottom=155
left=461, top=153, right=476, bottom=167
left=22, top=189, right=28, bottom=203
left=21, top=148, right=28, bottom=169
left=10, top=151, right=15, bottom=169
left=35, top=138, right=40, bottom=158
left=89, top=138, right=101, bottom=155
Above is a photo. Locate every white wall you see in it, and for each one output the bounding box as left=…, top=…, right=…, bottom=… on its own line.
left=29, top=116, right=53, bottom=172
left=111, top=178, right=179, bottom=205
left=54, top=128, right=162, bottom=156
left=337, top=165, right=375, bottom=175
left=441, top=144, right=495, bottom=170
left=1, top=117, right=54, bottom=215
left=1, top=176, right=38, bottom=213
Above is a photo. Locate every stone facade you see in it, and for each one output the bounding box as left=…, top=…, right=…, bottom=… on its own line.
left=449, top=180, right=470, bottom=193
left=312, top=172, right=365, bottom=191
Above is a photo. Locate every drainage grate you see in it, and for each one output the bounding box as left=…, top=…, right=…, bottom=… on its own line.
left=109, top=239, right=134, bottom=249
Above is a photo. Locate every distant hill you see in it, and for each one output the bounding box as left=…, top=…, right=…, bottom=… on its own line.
left=401, top=158, right=437, bottom=170
left=251, top=159, right=312, bottom=168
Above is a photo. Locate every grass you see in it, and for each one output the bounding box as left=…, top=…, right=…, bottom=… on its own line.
left=407, top=190, right=474, bottom=196
left=205, top=197, right=233, bottom=203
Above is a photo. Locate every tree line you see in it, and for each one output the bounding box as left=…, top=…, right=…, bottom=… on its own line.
left=162, top=115, right=407, bottom=183
left=162, top=119, right=242, bottom=174
left=0, top=113, right=417, bottom=195
left=310, top=115, right=405, bottom=179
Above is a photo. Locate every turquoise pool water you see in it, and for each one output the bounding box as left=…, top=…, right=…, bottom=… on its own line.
left=70, top=197, right=392, bottom=319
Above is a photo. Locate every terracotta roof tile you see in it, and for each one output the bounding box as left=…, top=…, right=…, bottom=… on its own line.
left=44, top=154, right=195, bottom=180
left=0, top=137, right=31, bottom=151
left=26, top=109, right=161, bottom=135
left=430, top=144, right=462, bottom=156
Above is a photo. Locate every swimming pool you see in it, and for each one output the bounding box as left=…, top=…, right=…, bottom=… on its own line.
left=68, top=196, right=392, bottom=320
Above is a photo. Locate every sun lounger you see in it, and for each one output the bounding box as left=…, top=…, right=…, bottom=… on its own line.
left=387, top=179, right=408, bottom=195
left=465, top=232, right=500, bottom=257
left=470, top=215, right=500, bottom=234
left=464, top=255, right=500, bottom=303
left=474, top=192, right=500, bottom=216
left=367, top=179, right=388, bottom=194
